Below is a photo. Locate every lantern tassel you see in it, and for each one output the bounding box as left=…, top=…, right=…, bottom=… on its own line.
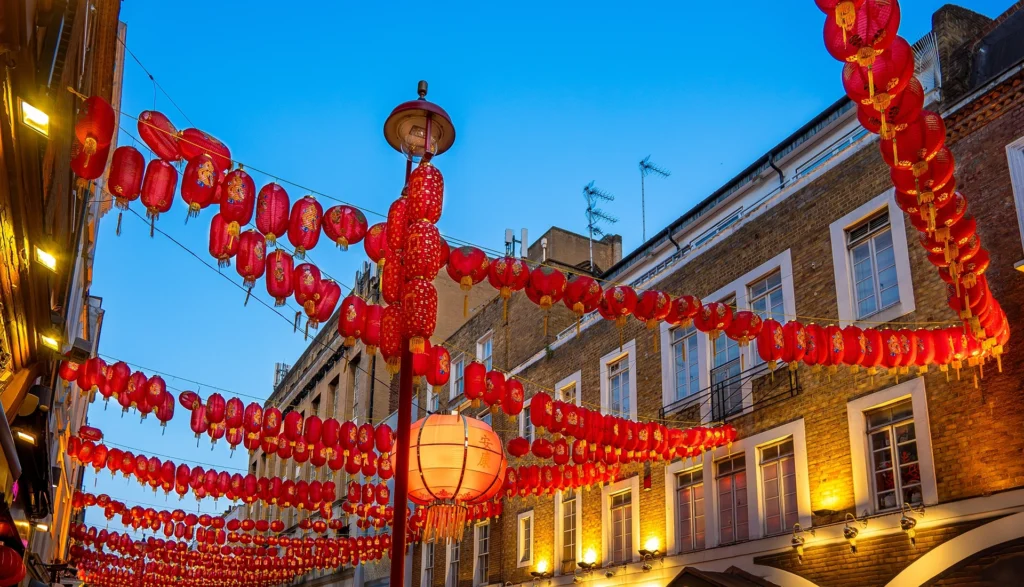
left=116, top=211, right=123, bottom=236
left=652, top=328, right=659, bottom=353
left=543, top=313, right=549, bottom=337
left=244, top=286, right=252, bottom=306
left=503, top=298, right=509, bottom=324
left=294, top=311, right=302, bottom=333
left=463, top=294, right=469, bottom=318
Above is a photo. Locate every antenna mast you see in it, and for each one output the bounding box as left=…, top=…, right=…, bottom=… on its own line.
left=583, top=181, right=617, bottom=274
left=639, top=155, right=671, bottom=241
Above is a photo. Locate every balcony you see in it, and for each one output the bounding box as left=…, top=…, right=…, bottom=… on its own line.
left=660, top=362, right=802, bottom=423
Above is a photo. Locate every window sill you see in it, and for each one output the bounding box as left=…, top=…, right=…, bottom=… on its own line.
left=851, top=302, right=908, bottom=328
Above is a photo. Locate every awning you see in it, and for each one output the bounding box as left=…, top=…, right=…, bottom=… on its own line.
left=667, top=565, right=781, bottom=587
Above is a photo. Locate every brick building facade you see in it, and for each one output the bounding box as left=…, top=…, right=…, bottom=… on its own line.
left=402, top=3, right=1024, bottom=586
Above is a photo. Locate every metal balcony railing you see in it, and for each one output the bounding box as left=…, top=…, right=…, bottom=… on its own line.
left=660, top=361, right=801, bottom=422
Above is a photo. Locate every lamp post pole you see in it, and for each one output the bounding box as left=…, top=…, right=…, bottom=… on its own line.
left=389, top=345, right=414, bottom=587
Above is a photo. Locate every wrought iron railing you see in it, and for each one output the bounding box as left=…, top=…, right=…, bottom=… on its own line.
left=660, top=362, right=801, bottom=422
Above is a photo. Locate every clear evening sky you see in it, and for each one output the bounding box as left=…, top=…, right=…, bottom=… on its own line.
left=85, top=0, right=1012, bottom=529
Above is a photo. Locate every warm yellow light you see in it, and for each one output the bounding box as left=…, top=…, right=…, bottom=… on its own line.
left=35, top=523, right=49, bottom=532
left=583, top=548, right=597, bottom=565
left=16, top=431, right=36, bottom=445
left=39, top=334, right=60, bottom=351
left=19, top=99, right=50, bottom=137
left=644, top=537, right=660, bottom=553
left=35, top=247, right=57, bottom=272
left=536, top=560, right=549, bottom=574
left=819, top=491, right=839, bottom=511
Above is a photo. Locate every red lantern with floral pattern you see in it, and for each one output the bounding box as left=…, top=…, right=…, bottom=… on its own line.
left=219, top=167, right=256, bottom=238
left=322, top=205, right=368, bottom=250
left=255, top=183, right=290, bottom=246
left=181, top=154, right=219, bottom=218
left=380, top=303, right=403, bottom=374
left=288, top=196, right=323, bottom=258
left=726, top=310, right=763, bottom=346
left=407, top=162, right=444, bottom=223
left=503, top=378, right=525, bottom=420
left=405, top=220, right=444, bottom=279
left=208, top=214, right=239, bottom=268
left=312, top=279, right=341, bottom=329
left=426, top=345, right=451, bottom=394
left=107, top=146, right=145, bottom=211
left=402, top=278, right=437, bottom=354
left=235, top=230, right=267, bottom=289
left=694, top=301, right=733, bottom=339
left=364, top=223, right=390, bottom=272
left=141, top=160, right=178, bottom=226
left=447, top=247, right=490, bottom=316
left=338, top=296, right=367, bottom=347
left=293, top=263, right=322, bottom=317
left=756, top=319, right=785, bottom=370
left=265, top=250, right=294, bottom=306
left=177, top=128, right=232, bottom=173
left=362, top=304, right=383, bottom=355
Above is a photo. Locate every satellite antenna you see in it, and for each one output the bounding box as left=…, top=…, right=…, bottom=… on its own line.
left=583, top=181, right=617, bottom=273
left=639, top=156, right=671, bottom=241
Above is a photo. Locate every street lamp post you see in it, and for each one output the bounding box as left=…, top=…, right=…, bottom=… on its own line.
left=383, top=81, right=455, bottom=587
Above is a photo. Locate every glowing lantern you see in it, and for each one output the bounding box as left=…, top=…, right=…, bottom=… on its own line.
left=75, top=96, right=115, bottom=155
left=265, top=250, right=294, bottom=306
left=447, top=247, right=490, bottom=316
left=58, top=359, right=81, bottom=384
left=255, top=183, right=290, bottom=246
left=402, top=278, right=437, bottom=354
left=137, top=111, right=181, bottom=161
left=913, top=329, right=935, bottom=373
left=181, top=154, right=219, bottom=218
left=219, top=167, right=256, bottom=238
left=407, top=161, right=444, bottom=223
left=824, top=325, right=846, bottom=372
left=322, top=205, right=368, bottom=250
left=288, top=196, right=323, bottom=258
left=140, top=160, right=178, bottom=230
left=398, top=414, right=506, bottom=543
left=70, top=137, right=108, bottom=181
left=862, top=328, right=884, bottom=375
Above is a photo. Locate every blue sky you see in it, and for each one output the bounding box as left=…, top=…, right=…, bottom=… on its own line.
left=85, top=0, right=1013, bottom=529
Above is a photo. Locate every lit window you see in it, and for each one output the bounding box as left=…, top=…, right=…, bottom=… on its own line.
left=608, top=358, right=630, bottom=417
left=760, top=438, right=797, bottom=536
left=517, top=511, right=534, bottom=567
left=671, top=325, right=700, bottom=400
left=474, top=522, right=489, bottom=586
left=867, top=399, right=922, bottom=512
left=477, top=334, right=493, bottom=371
left=676, top=468, right=705, bottom=552
left=559, top=381, right=577, bottom=405
left=716, top=454, right=748, bottom=544
left=609, top=490, right=633, bottom=564
left=452, top=357, right=465, bottom=400
left=848, top=211, right=899, bottom=319
left=711, top=297, right=742, bottom=419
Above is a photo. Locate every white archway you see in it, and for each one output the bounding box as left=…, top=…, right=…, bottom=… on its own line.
left=887, top=511, right=1024, bottom=587
left=751, top=565, right=821, bottom=587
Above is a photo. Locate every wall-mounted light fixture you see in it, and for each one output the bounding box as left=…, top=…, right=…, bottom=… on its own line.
left=843, top=512, right=868, bottom=553
left=39, top=332, right=61, bottom=351
left=900, top=502, right=925, bottom=546
left=18, top=98, right=50, bottom=137
left=791, top=523, right=814, bottom=563
left=34, top=246, right=58, bottom=272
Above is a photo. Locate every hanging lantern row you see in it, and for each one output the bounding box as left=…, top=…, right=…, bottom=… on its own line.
left=65, top=437, right=338, bottom=513
left=504, top=462, right=623, bottom=498
left=816, top=0, right=1009, bottom=372
left=58, top=358, right=177, bottom=427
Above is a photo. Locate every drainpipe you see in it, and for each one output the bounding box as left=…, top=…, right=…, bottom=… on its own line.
left=667, top=231, right=682, bottom=251
left=768, top=151, right=784, bottom=187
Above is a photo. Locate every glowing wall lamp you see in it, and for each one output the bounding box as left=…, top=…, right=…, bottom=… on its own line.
left=900, top=502, right=925, bottom=546
left=18, top=98, right=50, bottom=137
left=530, top=559, right=552, bottom=580
left=843, top=512, right=868, bottom=554
left=34, top=246, right=58, bottom=272
left=39, top=332, right=61, bottom=351
left=791, top=523, right=813, bottom=564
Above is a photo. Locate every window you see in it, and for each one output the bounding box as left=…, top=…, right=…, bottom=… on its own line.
left=477, top=333, right=493, bottom=371
left=452, top=356, right=465, bottom=400
left=517, top=511, right=534, bottom=567
left=474, top=523, right=489, bottom=586
left=422, top=542, right=435, bottom=587
left=760, top=438, right=797, bottom=536
left=559, top=381, right=577, bottom=405
left=1007, top=135, right=1024, bottom=259
left=478, top=408, right=492, bottom=427
left=520, top=399, right=535, bottom=443
left=867, top=400, right=922, bottom=511
left=711, top=298, right=742, bottom=420
left=671, top=325, right=700, bottom=400
left=427, top=389, right=440, bottom=413
left=447, top=540, right=460, bottom=587
left=608, top=358, right=630, bottom=417
left=749, top=271, right=785, bottom=323
left=676, top=468, right=705, bottom=553
left=609, top=490, right=633, bottom=564
left=717, top=454, right=748, bottom=544
left=848, top=211, right=899, bottom=319
left=561, top=490, right=577, bottom=564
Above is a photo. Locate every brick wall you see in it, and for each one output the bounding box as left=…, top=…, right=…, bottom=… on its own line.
left=928, top=535, right=1024, bottom=585
left=407, top=28, right=1024, bottom=587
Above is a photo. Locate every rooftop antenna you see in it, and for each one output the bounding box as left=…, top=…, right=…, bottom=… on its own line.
left=583, top=181, right=617, bottom=274
left=639, top=156, right=671, bottom=241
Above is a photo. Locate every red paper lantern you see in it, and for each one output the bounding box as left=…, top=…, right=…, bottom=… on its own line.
left=529, top=392, right=553, bottom=432
left=405, top=220, right=444, bottom=280
left=380, top=303, right=403, bottom=374
left=190, top=404, right=209, bottom=441
left=145, top=375, right=166, bottom=410
left=265, top=250, right=294, bottom=306
left=363, top=223, right=390, bottom=271
left=177, top=128, right=231, bottom=173
left=206, top=393, right=227, bottom=425
left=781, top=321, right=808, bottom=369
left=563, top=275, right=602, bottom=324
left=426, top=345, right=452, bottom=393
left=503, top=378, right=525, bottom=420
left=70, top=137, right=108, bottom=181
left=464, top=361, right=486, bottom=405
left=235, top=230, right=267, bottom=288
left=338, top=295, right=367, bottom=347
left=634, top=290, right=671, bottom=331
left=288, top=196, right=324, bottom=258
left=322, top=205, right=368, bottom=250
left=447, top=247, right=490, bottom=316
left=255, top=183, right=290, bottom=246
left=407, top=161, right=444, bottom=223
left=75, top=96, right=115, bottom=155
left=219, top=168, right=256, bottom=237
left=803, top=324, right=828, bottom=368
left=181, top=154, right=219, bottom=218
left=401, top=278, right=437, bottom=354
left=137, top=111, right=180, bottom=161
left=880, top=110, right=946, bottom=172
left=107, top=146, right=145, bottom=210
left=816, top=0, right=867, bottom=47
left=58, top=359, right=81, bottom=383
left=824, top=0, right=901, bottom=65
left=842, top=36, right=914, bottom=110
left=141, top=160, right=178, bottom=225
left=507, top=437, right=530, bottom=458
left=726, top=310, right=763, bottom=346
left=386, top=198, right=408, bottom=254
left=666, top=295, right=701, bottom=328
left=859, top=76, right=925, bottom=141
left=362, top=304, right=383, bottom=354
left=312, top=279, right=341, bottom=329
left=208, top=213, right=239, bottom=268
left=862, top=328, right=884, bottom=374
left=484, top=370, right=505, bottom=411
left=694, top=301, right=733, bottom=339
left=489, top=256, right=532, bottom=302
left=756, top=319, right=785, bottom=369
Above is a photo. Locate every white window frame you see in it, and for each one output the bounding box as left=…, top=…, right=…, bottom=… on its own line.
left=683, top=250, right=796, bottom=422
left=664, top=459, right=706, bottom=555
left=846, top=378, right=938, bottom=515
left=445, top=540, right=460, bottom=587
left=472, top=521, right=489, bottom=587
left=660, top=322, right=704, bottom=409
left=758, top=437, right=799, bottom=537
left=519, top=398, right=535, bottom=443
left=476, top=331, right=493, bottom=371
left=421, top=541, right=435, bottom=587
left=450, top=355, right=465, bottom=402
left=1006, top=135, right=1024, bottom=267
left=830, top=188, right=916, bottom=326
left=427, top=387, right=440, bottom=413
left=553, top=488, right=583, bottom=575
left=599, top=340, right=637, bottom=420
left=516, top=510, right=534, bottom=568
left=556, top=371, right=582, bottom=406
left=600, top=475, right=641, bottom=565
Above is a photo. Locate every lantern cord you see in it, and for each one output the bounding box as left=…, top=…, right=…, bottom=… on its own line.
left=100, top=439, right=248, bottom=472
left=115, top=37, right=196, bottom=128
